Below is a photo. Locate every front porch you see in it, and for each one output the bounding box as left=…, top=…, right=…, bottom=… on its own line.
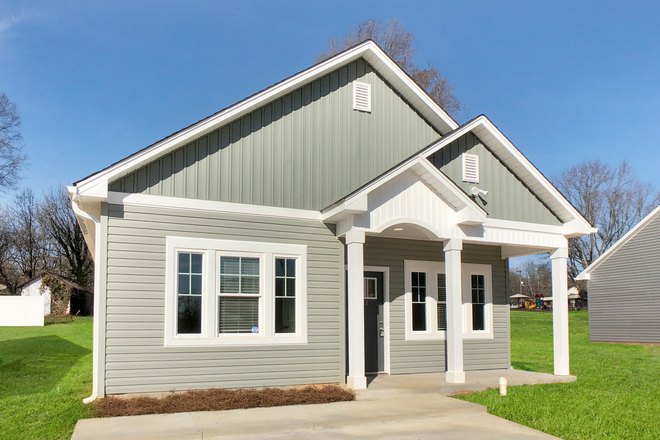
left=357, top=369, right=577, bottom=401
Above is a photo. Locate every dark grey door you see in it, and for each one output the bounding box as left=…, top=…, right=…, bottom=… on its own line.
left=364, top=271, right=384, bottom=373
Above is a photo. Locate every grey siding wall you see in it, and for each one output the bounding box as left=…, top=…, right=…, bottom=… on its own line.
left=427, top=133, right=562, bottom=226
left=109, top=59, right=441, bottom=211
left=363, top=237, right=510, bottom=374
left=103, top=203, right=343, bottom=395
left=588, top=213, right=660, bottom=343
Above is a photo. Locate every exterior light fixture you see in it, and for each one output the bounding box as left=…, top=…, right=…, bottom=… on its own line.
left=393, top=227, right=404, bottom=231
left=470, top=186, right=489, bottom=197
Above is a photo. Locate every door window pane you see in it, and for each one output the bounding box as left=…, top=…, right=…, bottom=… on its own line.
left=364, top=278, right=377, bottom=299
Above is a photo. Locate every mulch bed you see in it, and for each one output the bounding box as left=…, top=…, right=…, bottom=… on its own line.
left=95, top=385, right=355, bottom=418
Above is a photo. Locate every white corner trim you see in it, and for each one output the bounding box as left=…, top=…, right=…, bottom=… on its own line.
left=164, top=236, right=308, bottom=347
left=75, top=40, right=457, bottom=194
left=107, top=191, right=322, bottom=221
left=577, top=204, right=660, bottom=280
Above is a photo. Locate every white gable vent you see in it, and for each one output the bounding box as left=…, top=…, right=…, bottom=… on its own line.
left=353, top=81, right=371, bottom=113
left=462, top=153, right=479, bottom=183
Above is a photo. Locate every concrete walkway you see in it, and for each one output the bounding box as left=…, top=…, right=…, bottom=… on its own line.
left=72, top=369, right=573, bottom=440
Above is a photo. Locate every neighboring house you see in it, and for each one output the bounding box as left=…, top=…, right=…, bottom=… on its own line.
left=577, top=205, right=660, bottom=343
left=20, top=278, right=52, bottom=316
left=69, top=41, right=595, bottom=400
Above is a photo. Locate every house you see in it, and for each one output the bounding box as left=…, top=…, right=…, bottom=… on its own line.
left=577, top=205, right=660, bottom=343
left=69, top=41, right=595, bottom=401
left=20, top=277, right=52, bottom=316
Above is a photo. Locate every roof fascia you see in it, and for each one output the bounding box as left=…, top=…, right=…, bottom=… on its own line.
left=75, top=40, right=458, bottom=196
left=577, top=204, right=660, bottom=280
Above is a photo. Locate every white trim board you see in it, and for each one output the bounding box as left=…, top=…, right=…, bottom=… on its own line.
left=75, top=40, right=457, bottom=196
left=107, top=191, right=323, bottom=221
left=577, top=204, right=660, bottom=280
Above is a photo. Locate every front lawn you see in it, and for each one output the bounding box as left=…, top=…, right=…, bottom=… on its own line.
left=456, top=311, right=660, bottom=439
left=0, top=317, right=94, bottom=440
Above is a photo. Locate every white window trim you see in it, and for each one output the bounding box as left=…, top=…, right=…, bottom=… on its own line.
left=462, top=263, right=493, bottom=340
left=164, top=236, right=307, bottom=347
left=404, top=260, right=494, bottom=341
left=404, top=260, right=446, bottom=341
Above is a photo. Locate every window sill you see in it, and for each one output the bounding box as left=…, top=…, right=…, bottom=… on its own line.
left=405, top=331, right=447, bottom=341
left=164, top=335, right=308, bottom=347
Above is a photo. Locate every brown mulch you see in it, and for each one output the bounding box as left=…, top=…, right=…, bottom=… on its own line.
left=94, top=385, right=355, bottom=418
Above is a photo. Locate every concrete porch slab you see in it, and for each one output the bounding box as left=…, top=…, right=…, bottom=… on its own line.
left=357, top=368, right=576, bottom=400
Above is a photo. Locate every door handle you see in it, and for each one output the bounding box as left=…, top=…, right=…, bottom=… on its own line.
left=379, top=328, right=384, bottom=337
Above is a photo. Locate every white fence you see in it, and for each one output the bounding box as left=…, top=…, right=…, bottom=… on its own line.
left=0, top=296, right=45, bottom=326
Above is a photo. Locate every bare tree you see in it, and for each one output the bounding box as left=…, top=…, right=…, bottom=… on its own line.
left=0, top=93, right=28, bottom=190
left=40, top=186, right=93, bottom=288
left=555, top=159, right=660, bottom=284
left=10, top=188, right=48, bottom=281
left=317, top=19, right=463, bottom=117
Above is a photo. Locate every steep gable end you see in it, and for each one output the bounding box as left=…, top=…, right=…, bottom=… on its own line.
left=427, top=132, right=562, bottom=226
left=109, top=58, right=441, bottom=211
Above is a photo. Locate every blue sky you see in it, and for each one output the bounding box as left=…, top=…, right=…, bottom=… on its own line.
left=1, top=0, right=659, bottom=204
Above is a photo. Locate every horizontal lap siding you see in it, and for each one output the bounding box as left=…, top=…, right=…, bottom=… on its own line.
left=363, top=237, right=509, bottom=375
left=104, top=203, right=343, bottom=395
left=588, top=214, right=660, bottom=343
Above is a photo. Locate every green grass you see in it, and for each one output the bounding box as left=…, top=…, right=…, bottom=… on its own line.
left=0, top=317, right=94, bottom=440
left=456, top=311, right=660, bottom=439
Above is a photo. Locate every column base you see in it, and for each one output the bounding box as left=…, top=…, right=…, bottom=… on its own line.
left=347, top=375, right=367, bottom=390
left=554, top=367, right=570, bottom=376
left=445, top=371, right=465, bottom=383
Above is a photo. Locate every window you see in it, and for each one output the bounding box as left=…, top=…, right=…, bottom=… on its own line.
left=218, top=257, right=260, bottom=334
left=165, top=237, right=307, bottom=347
left=462, top=263, right=493, bottom=339
left=462, top=153, right=479, bottom=183
left=275, top=258, right=296, bottom=333
left=405, top=260, right=492, bottom=341
left=471, top=275, right=485, bottom=331
left=437, top=273, right=447, bottom=331
left=411, top=272, right=427, bottom=331
left=177, top=253, right=203, bottom=334
left=404, top=260, right=445, bottom=340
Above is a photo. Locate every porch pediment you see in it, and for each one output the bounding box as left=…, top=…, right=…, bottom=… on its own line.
left=325, top=158, right=487, bottom=240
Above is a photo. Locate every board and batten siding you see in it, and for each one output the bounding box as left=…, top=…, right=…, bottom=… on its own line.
left=108, top=58, right=441, bottom=212
left=103, top=203, right=343, bottom=395
left=363, top=237, right=510, bottom=374
left=588, top=213, right=660, bottom=343
left=427, top=132, right=562, bottom=226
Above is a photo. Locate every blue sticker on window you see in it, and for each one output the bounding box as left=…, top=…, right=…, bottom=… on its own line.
left=252, top=326, right=259, bottom=333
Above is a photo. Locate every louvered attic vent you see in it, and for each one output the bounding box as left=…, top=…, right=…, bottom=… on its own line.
left=353, top=81, right=371, bottom=113
left=462, top=153, right=479, bottom=183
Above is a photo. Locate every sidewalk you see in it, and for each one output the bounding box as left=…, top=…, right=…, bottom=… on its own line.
left=72, top=393, right=558, bottom=439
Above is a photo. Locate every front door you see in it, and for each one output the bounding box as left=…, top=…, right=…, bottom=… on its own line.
left=364, top=271, right=384, bottom=373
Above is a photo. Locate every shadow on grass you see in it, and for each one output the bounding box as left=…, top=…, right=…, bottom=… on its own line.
left=0, top=335, right=90, bottom=396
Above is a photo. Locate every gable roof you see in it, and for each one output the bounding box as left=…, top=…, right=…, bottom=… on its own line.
left=577, top=204, right=660, bottom=280
left=323, top=114, right=596, bottom=236
left=73, top=40, right=458, bottom=197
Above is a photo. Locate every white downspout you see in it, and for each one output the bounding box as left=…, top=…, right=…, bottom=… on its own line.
left=70, top=199, right=102, bottom=404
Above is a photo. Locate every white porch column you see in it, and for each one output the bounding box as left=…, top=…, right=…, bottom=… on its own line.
left=551, top=246, right=570, bottom=376
left=444, top=238, right=465, bottom=383
left=346, top=229, right=367, bottom=389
